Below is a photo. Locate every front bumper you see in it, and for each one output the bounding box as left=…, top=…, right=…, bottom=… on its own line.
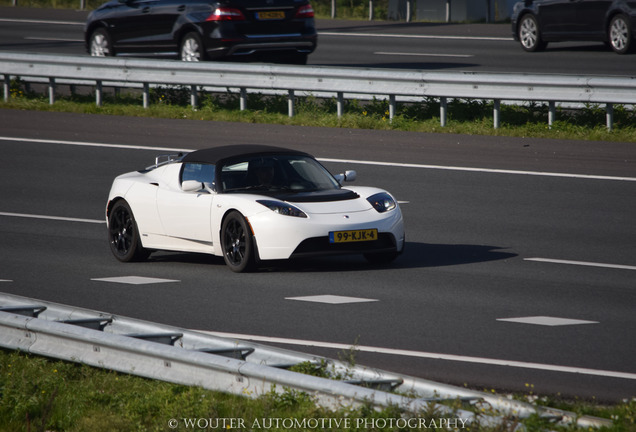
left=248, top=207, right=405, bottom=261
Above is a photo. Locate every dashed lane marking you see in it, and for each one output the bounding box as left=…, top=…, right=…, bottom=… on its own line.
left=91, top=276, right=180, bottom=285
left=285, top=295, right=378, bottom=304
left=497, top=316, right=599, bottom=326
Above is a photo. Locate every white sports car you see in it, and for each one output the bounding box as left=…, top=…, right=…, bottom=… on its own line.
left=106, top=145, right=405, bottom=272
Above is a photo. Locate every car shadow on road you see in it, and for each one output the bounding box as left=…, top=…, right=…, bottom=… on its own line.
left=272, top=242, right=517, bottom=273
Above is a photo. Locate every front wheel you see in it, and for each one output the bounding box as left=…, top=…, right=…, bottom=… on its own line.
left=609, top=14, right=633, bottom=54
left=518, top=14, right=546, bottom=52
left=108, top=200, right=149, bottom=262
left=180, top=32, right=206, bottom=61
left=89, top=28, right=114, bottom=57
left=221, top=211, right=255, bottom=272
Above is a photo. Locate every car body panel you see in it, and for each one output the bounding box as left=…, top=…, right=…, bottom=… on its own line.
left=85, top=0, right=317, bottom=61
left=106, top=146, right=405, bottom=269
left=511, top=0, right=636, bottom=48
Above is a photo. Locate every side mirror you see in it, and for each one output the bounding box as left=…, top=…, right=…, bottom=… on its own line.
left=181, top=180, right=204, bottom=192
left=335, top=170, right=357, bottom=184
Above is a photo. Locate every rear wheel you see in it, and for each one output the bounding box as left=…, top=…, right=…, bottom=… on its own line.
left=89, top=28, right=114, bottom=57
left=221, top=211, right=255, bottom=272
left=609, top=14, right=632, bottom=54
left=108, top=200, right=149, bottom=262
left=518, top=14, right=546, bottom=52
left=180, top=32, right=206, bottom=61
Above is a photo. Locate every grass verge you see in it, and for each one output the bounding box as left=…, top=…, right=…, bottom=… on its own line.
left=1, top=349, right=635, bottom=432
left=2, top=80, right=636, bottom=142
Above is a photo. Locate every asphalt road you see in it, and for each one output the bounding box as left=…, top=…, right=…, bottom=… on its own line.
left=1, top=109, right=635, bottom=402
left=2, top=6, right=636, bottom=76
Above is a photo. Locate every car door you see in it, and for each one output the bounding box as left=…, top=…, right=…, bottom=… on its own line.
left=156, top=163, right=215, bottom=247
left=538, top=0, right=578, bottom=38
left=150, top=0, right=188, bottom=49
left=576, top=0, right=612, bottom=37
left=108, top=0, right=161, bottom=51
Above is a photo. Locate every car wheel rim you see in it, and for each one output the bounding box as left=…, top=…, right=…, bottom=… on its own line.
left=110, top=207, right=133, bottom=256
left=90, top=34, right=109, bottom=56
left=181, top=39, right=201, bottom=61
left=610, top=19, right=628, bottom=51
left=224, top=219, right=245, bottom=266
left=520, top=18, right=538, bottom=49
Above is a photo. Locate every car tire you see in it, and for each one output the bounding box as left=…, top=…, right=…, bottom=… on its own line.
left=108, top=200, right=150, bottom=262
left=221, top=211, right=255, bottom=272
left=518, top=14, right=546, bottom=52
left=180, top=32, right=206, bottom=61
left=89, top=28, right=114, bottom=57
left=609, top=14, right=633, bottom=54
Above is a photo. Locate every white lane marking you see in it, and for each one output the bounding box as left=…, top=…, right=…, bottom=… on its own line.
left=2, top=136, right=635, bottom=182
left=497, top=316, right=599, bottom=326
left=24, top=37, right=84, bottom=42
left=0, top=18, right=84, bottom=26
left=375, top=51, right=474, bottom=58
left=0, top=136, right=189, bottom=153
left=200, top=331, right=636, bottom=380
left=91, top=276, right=180, bottom=285
left=286, top=295, right=378, bottom=304
left=319, top=157, right=636, bottom=182
left=0, top=280, right=12, bottom=283
left=0, top=212, right=104, bottom=224
left=319, top=31, right=512, bottom=42
left=525, top=258, right=636, bottom=271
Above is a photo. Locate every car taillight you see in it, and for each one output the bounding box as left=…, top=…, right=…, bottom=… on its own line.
left=206, top=7, right=245, bottom=21
left=295, top=4, right=314, bottom=18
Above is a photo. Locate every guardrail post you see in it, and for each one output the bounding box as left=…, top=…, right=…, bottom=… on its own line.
left=369, top=0, right=374, bottom=20
left=96, top=80, right=103, bottom=107
left=143, top=83, right=149, bottom=108
left=493, top=99, right=501, bottom=129
left=548, top=101, right=555, bottom=128
left=606, top=103, right=614, bottom=131
left=288, top=89, right=295, bottom=117
left=331, top=0, right=336, bottom=18
left=337, top=92, right=344, bottom=117
left=190, top=85, right=198, bottom=108
left=440, top=97, right=448, bottom=127
left=240, top=88, right=247, bottom=111
left=389, top=94, right=396, bottom=121
left=3, top=74, right=9, bottom=102
left=48, top=77, right=56, bottom=105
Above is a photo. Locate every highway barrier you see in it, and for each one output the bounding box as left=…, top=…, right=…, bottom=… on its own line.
left=0, top=292, right=612, bottom=429
left=2, top=52, right=635, bottom=130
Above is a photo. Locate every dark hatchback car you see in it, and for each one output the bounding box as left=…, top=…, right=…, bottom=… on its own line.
left=511, top=0, right=636, bottom=54
left=84, top=0, right=317, bottom=64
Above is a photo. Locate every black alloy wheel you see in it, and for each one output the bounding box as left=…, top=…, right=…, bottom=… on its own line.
left=108, top=200, right=149, bottom=262
left=221, top=211, right=255, bottom=272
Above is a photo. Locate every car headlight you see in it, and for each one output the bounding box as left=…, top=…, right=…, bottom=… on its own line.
left=367, top=192, right=397, bottom=213
left=257, top=200, right=307, bottom=218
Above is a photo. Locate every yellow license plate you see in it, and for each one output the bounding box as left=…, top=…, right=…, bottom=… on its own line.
left=256, top=11, right=285, bottom=20
left=329, top=229, right=378, bottom=243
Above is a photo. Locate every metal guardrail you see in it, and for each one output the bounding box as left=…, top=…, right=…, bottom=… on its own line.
left=2, top=52, right=635, bottom=130
left=0, top=292, right=612, bottom=429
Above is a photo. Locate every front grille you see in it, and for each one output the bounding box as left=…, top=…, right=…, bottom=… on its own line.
left=291, top=233, right=397, bottom=258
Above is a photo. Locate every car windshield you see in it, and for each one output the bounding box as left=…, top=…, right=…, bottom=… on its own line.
left=219, top=155, right=340, bottom=194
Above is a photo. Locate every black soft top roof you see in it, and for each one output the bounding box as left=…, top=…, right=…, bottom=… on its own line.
left=181, top=145, right=311, bottom=165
